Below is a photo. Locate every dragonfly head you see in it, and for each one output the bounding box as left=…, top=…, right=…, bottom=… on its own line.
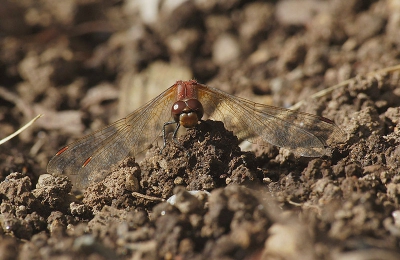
left=171, top=99, right=204, bottom=128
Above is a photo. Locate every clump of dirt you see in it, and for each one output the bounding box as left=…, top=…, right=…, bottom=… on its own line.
left=83, top=157, right=141, bottom=212
left=115, top=185, right=272, bottom=260
left=140, top=120, right=261, bottom=199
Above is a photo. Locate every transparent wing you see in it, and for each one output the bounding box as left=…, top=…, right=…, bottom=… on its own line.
left=47, top=86, right=176, bottom=189
left=197, top=84, right=344, bottom=157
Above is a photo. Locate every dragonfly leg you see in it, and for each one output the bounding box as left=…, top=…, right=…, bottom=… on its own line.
left=171, top=123, right=181, bottom=146
left=162, top=121, right=177, bottom=149
left=160, top=121, right=179, bottom=154
left=160, top=121, right=190, bottom=157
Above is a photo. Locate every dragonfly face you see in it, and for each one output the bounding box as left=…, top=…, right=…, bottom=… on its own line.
left=171, top=99, right=204, bottom=128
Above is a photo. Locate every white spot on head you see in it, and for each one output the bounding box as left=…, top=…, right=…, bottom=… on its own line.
left=173, top=104, right=179, bottom=110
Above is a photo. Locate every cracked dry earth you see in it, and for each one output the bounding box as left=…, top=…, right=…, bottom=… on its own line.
left=1, top=0, right=400, bottom=259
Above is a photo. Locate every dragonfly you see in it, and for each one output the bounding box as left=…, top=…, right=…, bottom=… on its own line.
left=47, top=79, right=344, bottom=189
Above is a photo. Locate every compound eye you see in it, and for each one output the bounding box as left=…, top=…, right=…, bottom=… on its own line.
left=185, top=99, right=204, bottom=119
left=171, top=101, right=186, bottom=116
left=185, top=99, right=202, bottom=110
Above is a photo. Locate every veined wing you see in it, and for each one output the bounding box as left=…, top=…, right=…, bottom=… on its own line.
left=47, top=85, right=176, bottom=189
left=197, top=84, right=344, bottom=157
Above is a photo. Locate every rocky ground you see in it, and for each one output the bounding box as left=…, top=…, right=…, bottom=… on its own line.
left=1, top=0, right=400, bottom=259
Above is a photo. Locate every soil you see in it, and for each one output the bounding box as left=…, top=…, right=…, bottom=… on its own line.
left=1, top=0, right=400, bottom=259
